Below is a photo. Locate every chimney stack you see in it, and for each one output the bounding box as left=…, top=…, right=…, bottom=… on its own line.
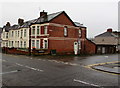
left=40, top=10, right=47, bottom=17
left=6, top=22, right=11, bottom=27
left=107, top=28, right=112, bottom=32
left=18, top=18, right=24, bottom=26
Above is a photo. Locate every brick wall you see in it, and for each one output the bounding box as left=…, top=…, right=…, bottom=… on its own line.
left=50, top=12, right=74, bottom=26
left=48, top=25, right=79, bottom=38
left=48, top=39, right=76, bottom=54
left=5, top=48, right=29, bottom=55
left=84, top=39, right=96, bottom=54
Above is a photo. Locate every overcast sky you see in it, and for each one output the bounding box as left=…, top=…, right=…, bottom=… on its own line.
left=0, top=0, right=118, bottom=38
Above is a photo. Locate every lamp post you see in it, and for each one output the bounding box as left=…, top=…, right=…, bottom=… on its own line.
left=28, top=26, right=31, bottom=56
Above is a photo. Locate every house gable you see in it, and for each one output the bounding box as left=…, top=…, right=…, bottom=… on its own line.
left=49, top=11, right=75, bottom=26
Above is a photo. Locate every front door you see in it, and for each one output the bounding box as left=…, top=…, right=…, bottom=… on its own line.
left=74, top=42, right=78, bottom=55
left=102, top=47, right=105, bottom=54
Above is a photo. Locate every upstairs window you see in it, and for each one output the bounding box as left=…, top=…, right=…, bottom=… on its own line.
left=64, top=26, right=68, bottom=37
left=12, top=31, right=14, bottom=37
left=21, top=30, right=23, bottom=37
left=79, top=29, right=81, bottom=37
left=32, top=26, right=35, bottom=35
left=24, top=29, right=26, bottom=37
left=15, top=31, right=17, bottom=37
left=44, top=26, right=48, bottom=34
left=9, top=32, right=11, bottom=38
left=37, top=26, right=40, bottom=35
left=18, top=31, right=19, bottom=37
left=6, top=33, right=8, bottom=38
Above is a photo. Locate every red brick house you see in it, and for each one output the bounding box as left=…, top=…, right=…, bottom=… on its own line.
left=1, top=10, right=96, bottom=55
left=29, top=11, right=96, bottom=55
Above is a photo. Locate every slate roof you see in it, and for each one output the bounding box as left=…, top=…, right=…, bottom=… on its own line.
left=2, top=11, right=64, bottom=32
left=74, top=22, right=86, bottom=28
left=2, top=11, right=84, bottom=32
left=3, top=26, right=10, bottom=32
left=95, top=31, right=118, bottom=38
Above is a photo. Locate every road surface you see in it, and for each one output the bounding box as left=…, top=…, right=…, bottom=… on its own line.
left=1, top=53, right=119, bottom=87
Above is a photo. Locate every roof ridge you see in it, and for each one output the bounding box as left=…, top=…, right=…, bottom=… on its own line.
left=48, top=11, right=64, bottom=16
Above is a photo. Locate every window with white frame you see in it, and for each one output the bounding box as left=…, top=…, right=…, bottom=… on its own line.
left=20, top=41, right=22, bottom=48
left=44, top=40, right=48, bottom=49
left=37, top=26, right=40, bottom=35
left=79, top=29, right=81, bottom=37
left=18, top=41, right=19, bottom=47
left=3, top=32, right=5, bottom=38
left=12, top=31, right=14, bottom=37
left=15, top=41, right=17, bottom=47
left=12, top=41, right=14, bottom=47
left=64, top=26, right=68, bottom=37
left=9, top=32, right=11, bottom=38
left=24, top=29, right=26, bottom=37
left=9, top=41, right=10, bottom=47
left=32, top=26, right=35, bottom=35
left=24, top=41, right=26, bottom=48
left=32, top=40, right=35, bottom=48
left=36, top=40, right=40, bottom=49
left=15, top=31, right=17, bottom=37
left=18, top=31, right=19, bottom=37
left=6, top=33, right=8, bottom=38
left=2, top=42, right=5, bottom=47
left=44, top=25, right=48, bottom=34
left=6, top=42, right=8, bottom=47
left=21, top=30, right=23, bottom=37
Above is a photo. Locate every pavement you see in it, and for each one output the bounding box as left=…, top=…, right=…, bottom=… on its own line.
left=91, top=62, right=120, bottom=74
left=1, top=53, right=119, bottom=87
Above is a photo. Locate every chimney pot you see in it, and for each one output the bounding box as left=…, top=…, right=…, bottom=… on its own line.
left=107, top=28, right=112, bottom=32
left=6, top=22, right=11, bottom=27
left=18, top=18, right=24, bottom=26
left=40, top=10, right=47, bottom=17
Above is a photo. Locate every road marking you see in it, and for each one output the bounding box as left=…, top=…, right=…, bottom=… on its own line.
left=84, top=61, right=120, bottom=75
left=73, top=79, right=101, bottom=87
left=15, top=63, right=43, bottom=72
left=69, top=63, right=78, bottom=66
left=2, top=60, right=6, bottom=62
left=64, top=62, right=69, bottom=65
left=25, top=66, right=43, bottom=72
left=0, top=70, right=20, bottom=75
left=16, top=63, right=23, bottom=66
left=104, top=56, right=108, bottom=58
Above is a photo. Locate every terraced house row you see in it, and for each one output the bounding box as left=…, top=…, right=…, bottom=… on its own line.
left=1, top=10, right=96, bottom=55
